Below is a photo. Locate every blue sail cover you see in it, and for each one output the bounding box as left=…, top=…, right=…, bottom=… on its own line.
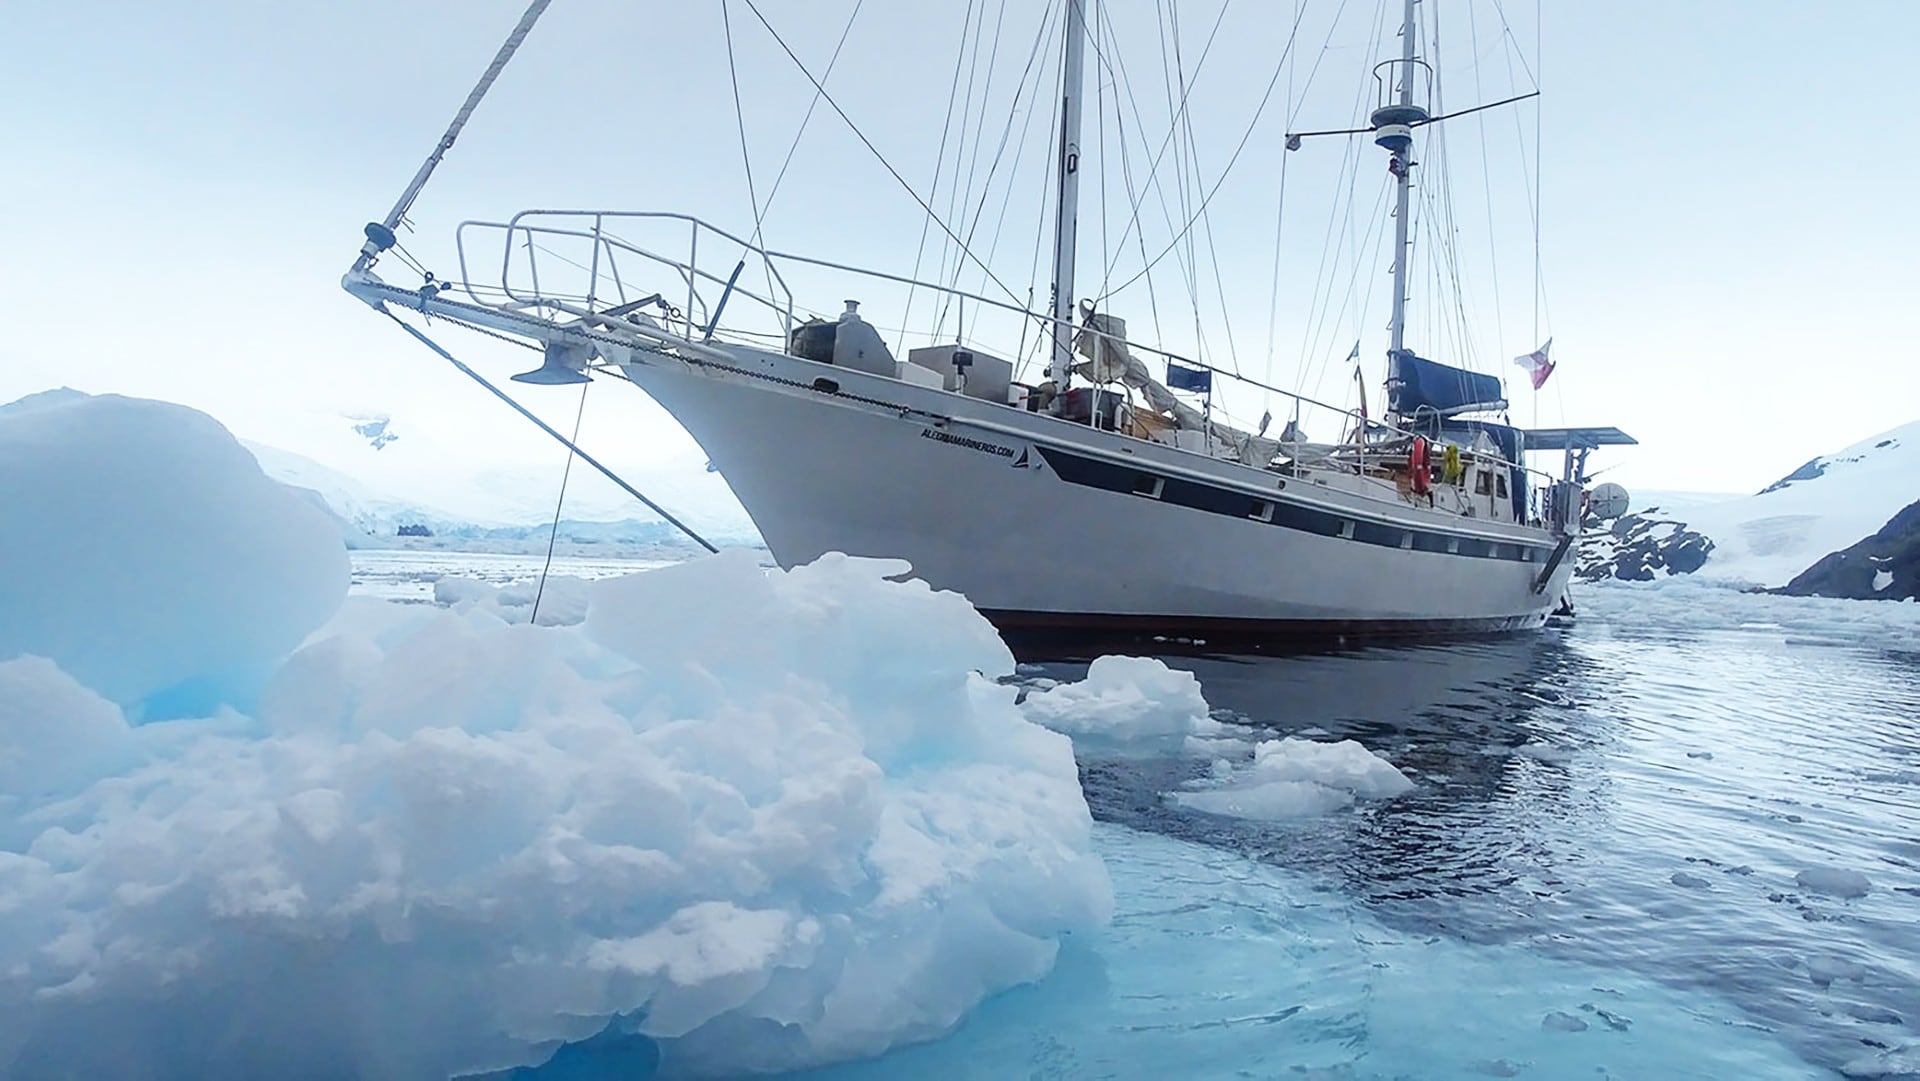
left=1387, top=352, right=1505, bottom=415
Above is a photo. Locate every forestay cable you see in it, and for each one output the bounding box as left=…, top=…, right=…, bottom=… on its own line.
left=376, top=306, right=718, bottom=554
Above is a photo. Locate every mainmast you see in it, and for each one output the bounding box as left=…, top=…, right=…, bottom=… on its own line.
left=1047, top=0, right=1089, bottom=389
left=1373, top=0, right=1427, bottom=366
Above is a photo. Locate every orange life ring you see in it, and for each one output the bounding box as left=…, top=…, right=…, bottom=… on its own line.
left=1409, top=436, right=1432, bottom=495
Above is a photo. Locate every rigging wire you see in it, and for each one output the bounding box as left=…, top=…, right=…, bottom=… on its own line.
left=375, top=308, right=717, bottom=554
left=932, top=0, right=998, bottom=334
left=720, top=0, right=781, bottom=320
left=937, top=0, right=1052, bottom=338
left=1085, top=15, right=1182, bottom=343
left=1162, top=0, right=1210, bottom=369
left=530, top=380, right=590, bottom=626
left=1465, top=0, right=1507, bottom=360
left=1261, top=0, right=1301, bottom=390
left=757, top=0, right=868, bottom=221
left=1100, top=4, right=1312, bottom=302
left=1295, top=0, right=1389, bottom=401
left=738, top=0, right=1023, bottom=306
left=1097, top=0, right=1237, bottom=303
left=974, top=2, right=1065, bottom=374
left=1014, top=17, right=1067, bottom=383
left=902, top=0, right=982, bottom=353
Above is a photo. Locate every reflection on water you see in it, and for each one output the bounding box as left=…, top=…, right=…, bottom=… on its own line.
left=1041, top=589, right=1920, bottom=1076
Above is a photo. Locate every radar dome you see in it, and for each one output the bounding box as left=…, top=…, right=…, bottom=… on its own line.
left=1587, top=482, right=1630, bottom=520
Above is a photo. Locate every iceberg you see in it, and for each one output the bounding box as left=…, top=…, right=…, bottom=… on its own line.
left=0, top=389, right=348, bottom=719
left=0, top=391, right=1110, bottom=1079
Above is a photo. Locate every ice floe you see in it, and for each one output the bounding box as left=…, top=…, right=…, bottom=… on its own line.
left=1017, top=655, right=1225, bottom=742
left=1172, top=737, right=1415, bottom=820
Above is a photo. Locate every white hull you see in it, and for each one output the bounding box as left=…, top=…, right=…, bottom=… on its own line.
left=619, top=344, right=1575, bottom=641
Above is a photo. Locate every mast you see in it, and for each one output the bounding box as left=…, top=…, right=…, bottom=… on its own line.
left=1047, top=0, right=1089, bottom=388
left=1371, top=0, right=1428, bottom=378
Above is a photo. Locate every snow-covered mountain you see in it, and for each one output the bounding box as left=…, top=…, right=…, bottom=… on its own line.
left=1580, top=420, right=1919, bottom=592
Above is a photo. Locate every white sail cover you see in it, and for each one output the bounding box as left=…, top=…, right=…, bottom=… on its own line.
left=1073, top=313, right=1279, bottom=466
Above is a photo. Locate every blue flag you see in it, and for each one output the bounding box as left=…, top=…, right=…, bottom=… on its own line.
left=1166, top=362, right=1212, bottom=394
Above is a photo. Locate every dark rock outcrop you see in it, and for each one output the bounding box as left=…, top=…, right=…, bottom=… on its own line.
left=1757, top=456, right=1827, bottom=495
left=1776, top=499, right=1920, bottom=601
left=1576, top=508, right=1716, bottom=582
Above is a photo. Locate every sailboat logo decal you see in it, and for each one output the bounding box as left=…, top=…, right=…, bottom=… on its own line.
left=1013, top=448, right=1030, bottom=468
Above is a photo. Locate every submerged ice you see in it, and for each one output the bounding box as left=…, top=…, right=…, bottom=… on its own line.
left=0, top=392, right=1113, bottom=1078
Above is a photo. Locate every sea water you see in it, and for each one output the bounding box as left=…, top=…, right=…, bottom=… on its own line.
left=346, top=553, right=1920, bottom=1078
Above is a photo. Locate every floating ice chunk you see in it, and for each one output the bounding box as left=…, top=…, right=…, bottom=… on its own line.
left=1244, top=737, right=1417, bottom=797
left=1842, top=1042, right=1920, bottom=1079
left=1172, top=737, right=1414, bottom=821
left=0, top=390, right=346, bottom=718
left=433, top=574, right=591, bottom=626
left=1541, top=1010, right=1589, bottom=1032
left=1018, top=655, right=1224, bottom=741
left=0, top=547, right=1110, bottom=1078
left=431, top=574, right=495, bottom=607
left=1176, top=778, right=1357, bottom=818
left=1807, top=955, right=1867, bottom=987
left=1797, top=866, right=1873, bottom=898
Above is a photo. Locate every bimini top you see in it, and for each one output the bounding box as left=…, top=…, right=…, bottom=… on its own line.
left=1519, top=426, right=1638, bottom=450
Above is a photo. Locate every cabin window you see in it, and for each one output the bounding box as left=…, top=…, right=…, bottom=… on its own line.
left=1250, top=500, right=1275, bottom=522
left=1338, top=520, right=1356, bottom=540
left=1132, top=474, right=1164, bottom=499
left=1475, top=471, right=1494, bottom=495
left=1495, top=474, right=1509, bottom=499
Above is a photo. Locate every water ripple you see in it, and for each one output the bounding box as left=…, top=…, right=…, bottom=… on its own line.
left=1052, top=583, right=1920, bottom=1076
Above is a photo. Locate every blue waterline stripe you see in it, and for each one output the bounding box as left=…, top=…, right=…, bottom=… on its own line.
left=1034, top=446, right=1545, bottom=564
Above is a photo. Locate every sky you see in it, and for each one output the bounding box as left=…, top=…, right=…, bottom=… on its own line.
left=3, top=0, right=1915, bottom=509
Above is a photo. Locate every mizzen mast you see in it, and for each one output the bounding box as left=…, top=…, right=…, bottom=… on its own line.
left=1373, top=0, right=1428, bottom=364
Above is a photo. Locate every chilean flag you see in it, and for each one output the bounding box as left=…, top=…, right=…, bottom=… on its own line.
left=1513, top=338, right=1555, bottom=390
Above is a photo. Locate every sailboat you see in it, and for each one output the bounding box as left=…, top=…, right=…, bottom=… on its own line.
left=342, top=0, right=1634, bottom=643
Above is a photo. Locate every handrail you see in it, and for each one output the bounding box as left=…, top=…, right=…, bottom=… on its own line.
left=450, top=206, right=1566, bottom=492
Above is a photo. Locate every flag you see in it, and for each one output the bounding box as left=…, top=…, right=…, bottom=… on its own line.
left=1166, top=361, right=1212, bottom=394
left=1352, top=345, right=1368, bottom=424
left=1513, top=338, right=1555, bottom=390
left=1257, top=409, right=1272, bottom=437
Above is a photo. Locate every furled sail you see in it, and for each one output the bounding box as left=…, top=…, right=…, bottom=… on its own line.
left=1073, top=312, right=1280, bottom=466
left=1385, top=350, right=1507, bottom=417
